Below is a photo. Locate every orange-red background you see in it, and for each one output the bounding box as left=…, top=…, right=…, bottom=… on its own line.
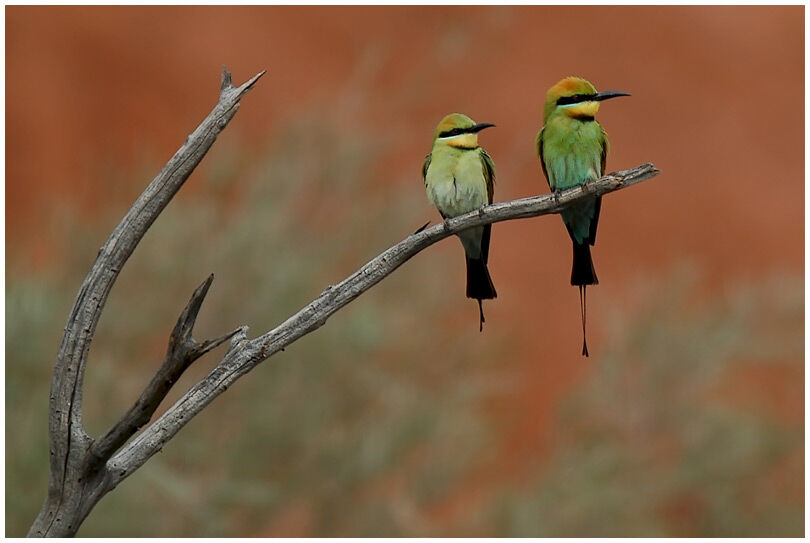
left=6, top=5, right=803, bottom=537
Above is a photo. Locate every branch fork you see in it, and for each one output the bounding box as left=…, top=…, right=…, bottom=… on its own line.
left=87, top=274, right=239, bottom=470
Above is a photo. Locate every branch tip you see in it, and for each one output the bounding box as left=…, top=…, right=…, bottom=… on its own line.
left=220, top=69, right=264, bottom=101
left=173, top=275, right=216, bottom=343
left=196, top=328, right=242, bottom=358
left=235, top=70, right=266, bottom=99
left=221, top=67, right=233, bottom=91
left=243, top=70, right=266, bottom=89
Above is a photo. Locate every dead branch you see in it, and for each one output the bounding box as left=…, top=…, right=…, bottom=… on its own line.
left=106, top=163, right=658, bottom=499
left=28, top=65, right=659, bottom=537
left=27, top=68, right=264, bottom=538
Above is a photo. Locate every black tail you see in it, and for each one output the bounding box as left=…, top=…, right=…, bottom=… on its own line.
left=571, top=242, right=598, bottom=286
left=571, top=242, right=597, bottom=357
left=466, top=256, right=497, bottom=299
left=466, top=256, right=497, bottom=332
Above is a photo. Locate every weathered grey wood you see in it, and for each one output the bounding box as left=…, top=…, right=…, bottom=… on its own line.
left=105, top=162, right=660, bottom=487
left=27, top=68, right=265, bottom=538
left=27, top=62, right=659, bottom=537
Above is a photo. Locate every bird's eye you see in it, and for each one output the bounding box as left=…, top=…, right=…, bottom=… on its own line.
left=557, top=94, right=583, bottom=106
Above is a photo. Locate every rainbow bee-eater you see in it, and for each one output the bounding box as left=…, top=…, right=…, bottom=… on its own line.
left=535, top=77, right=630, bottom=356
left=423, top=113, right=497, bottom=331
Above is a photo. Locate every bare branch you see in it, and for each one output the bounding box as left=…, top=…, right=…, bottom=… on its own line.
left=28, top=68, right=264, bottom=538
left=28, top=62, right=660, bottom=539
left=106, top=162, right=660, bottom=488
left=87, top=274, right=239, bottom=468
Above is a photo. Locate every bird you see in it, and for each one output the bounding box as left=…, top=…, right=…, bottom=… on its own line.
left=535, top=77, right=630, bottom=356
left=423, top=113, right=497, bottom=331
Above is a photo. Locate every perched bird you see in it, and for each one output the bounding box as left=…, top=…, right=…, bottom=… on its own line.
left=535, top=77, right=630, bottom=356
left=423, top=113, right=497, bottom=331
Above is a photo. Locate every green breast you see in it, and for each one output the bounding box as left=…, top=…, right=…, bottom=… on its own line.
left=540, top=117, right=606, bottom=244
left=542, top=117, right=605, bottom=190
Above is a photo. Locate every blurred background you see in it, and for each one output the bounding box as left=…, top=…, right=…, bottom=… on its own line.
left=5, top=5, right=803, bottom=537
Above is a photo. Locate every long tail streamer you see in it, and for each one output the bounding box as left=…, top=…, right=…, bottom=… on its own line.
left=579, top=285, right=589, bottom=357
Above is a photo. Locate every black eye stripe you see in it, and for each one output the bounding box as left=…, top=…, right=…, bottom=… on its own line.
left=556, top=93, right=596, bottom=106
left=438, top=127, right=469, bottom=138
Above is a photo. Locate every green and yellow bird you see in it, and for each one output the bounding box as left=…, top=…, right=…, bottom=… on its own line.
left=535, top=77, right=630, bottom=356
left=423, top=113, right=497, bottom=331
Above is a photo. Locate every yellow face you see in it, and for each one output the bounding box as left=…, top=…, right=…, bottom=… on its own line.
left=561, top=100, right=600, bottom=119
left=441, top=132, right=479, bottom=149
left=433, top=113, right=480, bottom=149
left=543, top=76, right=599, bottom=121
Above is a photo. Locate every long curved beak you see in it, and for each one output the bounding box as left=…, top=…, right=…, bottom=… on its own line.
left=594, top=91, right=631, bottom=102
left=469, top=122, right=496, bottom=133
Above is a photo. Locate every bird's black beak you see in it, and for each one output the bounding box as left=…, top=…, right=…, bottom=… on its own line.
left=593, top=91, right=631, bottom=102
left=469, top=122, right=496, bottom=133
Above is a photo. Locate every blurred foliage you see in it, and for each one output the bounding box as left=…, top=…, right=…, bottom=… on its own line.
left=6, top=115, right=802, bottom=536
left=488, top=270, right=803, bottom=537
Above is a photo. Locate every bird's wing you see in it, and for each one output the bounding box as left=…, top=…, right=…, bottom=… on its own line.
left=600, top=127, right=609, bottom=176
left=421, top=152, right=432, bottom=184
left=589, top=128, right=610, bottom=245
left=479, top=148, right=496, bottom=265
left=423, top=152, right=450, bottom=219
left=480, top=148, right=496, bottom=204
left=535, top=127, right=551, bottom=190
